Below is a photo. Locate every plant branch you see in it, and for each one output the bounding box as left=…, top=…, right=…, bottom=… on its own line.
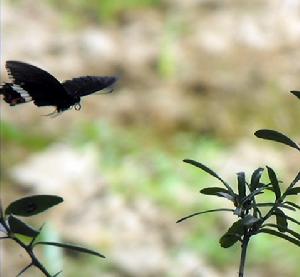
left=238, top=232, right=250, bottom=277
left=12, top=236, right=52, bottom=277
left=0, top=215, right=52, bottom=276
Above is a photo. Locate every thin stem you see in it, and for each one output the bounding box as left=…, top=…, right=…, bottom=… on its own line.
left=0, top=215, right=52, bottom=277
left=12, top=236, right=52, bottom=277
left=238, top=233, right=250, bottom=277
left=16, top=263, right=33, bottom=277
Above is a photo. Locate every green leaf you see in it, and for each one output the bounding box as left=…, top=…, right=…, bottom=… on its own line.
left=34, top=241, right=105, bottom=258
left=219, top=234, right=241, bottom=248
left=242, top=214, right=260, bottom=227
left=8, top=215, right=39, bottom=237
left=263, top=224, right=300, bottom=240
left=253, top=202, right=295, bottom=211
left=176, top=208, right=234, bottom=223
left=219, top=220, right=244, bottom=248
left=200, top=187, right=235, bottom=201
left=266, top=166, right=281, bottom=200
left=274, top=208, right=288, bottom=232
left=237, top=172, right=246, bottom=198
left=284, top=201, right=300, bottom=210
left=283, top=215, right=300, bottom=226
left=250, top=168, right=264, bottom=191
left=259, top=228, right=300, bottom=247
left=5, top=195, right=63, bottom=217
left=254, top=129, right=300, bottom=151
left=290, top=90, right=300, bottom=100
left=183, top=159, right=234, bottom=194
left=286, top=187, right=300, bottom=195
left=241, top=186, right=266, bottom=205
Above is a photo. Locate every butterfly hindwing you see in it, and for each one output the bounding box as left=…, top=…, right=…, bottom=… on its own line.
left=0, top=83, right=28, bottom=105
left=62, top=76, right=117, bottom=97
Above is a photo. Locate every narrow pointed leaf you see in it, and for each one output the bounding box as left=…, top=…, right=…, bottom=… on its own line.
left=266, top=166, right=281, bottom=200
left=183, top=159, right=234, bottom=194
left=290, top=90, right=300, bottom=100
left=237, top=172, right=246, bottom=198
left=286, top=187, right=300, bottom=195
left=284, top=215, right=300, bottom=226
left=259, top=228, right=300, bottom=247
left=176, top=208, right=234, bottom=223
left=5, top=195, right=63, bottom=217
left=254, top=129, right=300, bottom=151
left=252, top=203, right=295, bottom=211
left=200, top=187, right=235, bottom=201
left=250, top=168, right=264, bottom=191
left=274, top=208, right=288, bottom=232
left=241, top=186, right=266, bottom=205
left=284, top=201, right=300, bottom=210
left=263, top=224, right=300, bottom=240
left=34, top=241, right=105, bottom=258
left=8, top=215, right=39, bottom=237
left=219, top=220, right=244, bottom=248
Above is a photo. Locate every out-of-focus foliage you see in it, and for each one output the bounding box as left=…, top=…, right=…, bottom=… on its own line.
left=47, top=0, right=161, bottom=24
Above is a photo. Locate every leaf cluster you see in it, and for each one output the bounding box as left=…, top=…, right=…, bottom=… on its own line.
left=177, top=91, right=300, bottom=275
left=0, top=195, right=105, bottom=277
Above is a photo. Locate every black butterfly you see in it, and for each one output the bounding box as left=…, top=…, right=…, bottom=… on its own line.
left=0, top=61, right=117, bottom=115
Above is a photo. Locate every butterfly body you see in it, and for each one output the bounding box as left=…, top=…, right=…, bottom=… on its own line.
left=0, top=61, right=117, bottom=114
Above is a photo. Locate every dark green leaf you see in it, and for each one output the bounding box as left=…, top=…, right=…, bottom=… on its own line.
left=290, top=90, right=300, bottom=100
left=254, top=129, right=300, bottom=151
left=283, top=215, right=300, bottom=226
left=52, top=271, right=63, bottom=277
left=183, top=159, right=234, bottom=194
left=274, top=208, right=288, bottom=232
left=241, top=186, right=266, bottom=205
left=259, top=228, right=300, bottom=247
left=219, top=220, right=244, bottom=248
left=8, top=215, right=39, bottom=237
left=286, top=187, right=300, bottom=195
left=237, top=172, right=246, bottom=198
left=200, top=187, right=235, bottom=201
left=253, top=203, right=295, bottom=211
left=284, top=201, right=300, bottom=210
left=266, top=166, right=281, bottom=200
left=176, top=208, right=234, bottom=223
left=5, top=195, right=63, bottom=217
left=219, top=234, right=241, bottom=248
left=242, top=214, right=260, bottom=227
left=250, top=168, right=264, bottom=191
left=263, top=224, right=300, bottom=240
left=34, top=241, right=105, bottom=258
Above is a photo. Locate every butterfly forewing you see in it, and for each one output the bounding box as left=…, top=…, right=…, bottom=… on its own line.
left=4, top=61, right=73, bottom=107
left=62, top=76, right=117, bottom=97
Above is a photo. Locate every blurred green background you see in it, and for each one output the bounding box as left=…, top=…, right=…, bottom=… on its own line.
left=1, top=0, right=299, bottom=276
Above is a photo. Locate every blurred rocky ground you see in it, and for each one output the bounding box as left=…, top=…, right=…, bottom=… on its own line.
left=1, top=0, right=300, bottom=276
